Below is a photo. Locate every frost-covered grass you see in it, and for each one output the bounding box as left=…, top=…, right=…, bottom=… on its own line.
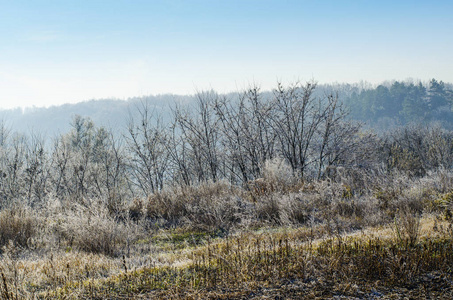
left=1, top=170, right=453, bottom=299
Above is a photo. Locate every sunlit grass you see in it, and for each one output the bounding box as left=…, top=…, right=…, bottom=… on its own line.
left=0, top=216, right=445, bottom=299
left=2, top=170, right=453, bottom=299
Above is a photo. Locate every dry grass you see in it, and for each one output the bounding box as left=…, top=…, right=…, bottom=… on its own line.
left=1, top=169, right=453, bottom=299
left=33, top=217, right=453, bottom=299
left=0, top=205, right=41, bottom=249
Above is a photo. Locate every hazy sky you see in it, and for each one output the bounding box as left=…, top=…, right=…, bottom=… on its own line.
left=1, top=0, right=452, bottom=109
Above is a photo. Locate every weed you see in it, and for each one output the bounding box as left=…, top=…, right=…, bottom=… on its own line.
left=0, top=205, right=40, bottom=249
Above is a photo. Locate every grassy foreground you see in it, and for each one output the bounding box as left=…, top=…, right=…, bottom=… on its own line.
left=1, top=169, right=453, bottom=299
left=0, top=216, right=452, bottom=299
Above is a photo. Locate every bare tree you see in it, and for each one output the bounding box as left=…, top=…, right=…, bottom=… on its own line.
left=51, top=133, right=73, bottom=197
left=214, top=86, right=276, bottom=184
left=99, top=131, right=128, bottom=203
left=0, top=123, right=29, bottom=206
left=315, top=93, right=363, bottom=179
left=126, top=101, right=170, bottom=195
left=269, top=81, right=321, bottom=178
left=4, top=134, right=27, bottom=200
left=174, top=91, right=221, bottom=183
left=24, top=132, right=50, bottom=205
left=165, top=119, right=193, bottom=186
left=50, top=115, right=128, bottom=202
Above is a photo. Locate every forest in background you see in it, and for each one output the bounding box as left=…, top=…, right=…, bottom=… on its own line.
left=343, top=78, right=453, bottom=130
left=1, top=78, right=452, bottom=137
left=0, top=79, right=452, bottom=205
left=0, top=80, right=452, bottom=298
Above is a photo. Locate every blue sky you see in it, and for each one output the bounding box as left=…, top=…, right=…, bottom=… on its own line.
left=0, top=0, right=452, bottom=109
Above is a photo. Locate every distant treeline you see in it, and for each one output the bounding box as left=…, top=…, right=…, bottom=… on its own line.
left=0, top=81, right=452, bottom=210
left=343, top=79, right=453, bottom=129
left=0, top=82, right=360, bottom=206
left=1, top=79, right=452, bottom=137
left=0, top=95, right=191, bottom=137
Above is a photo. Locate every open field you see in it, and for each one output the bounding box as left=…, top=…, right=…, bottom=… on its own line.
left=2, top=0, right=453, bottom=298
left=35, top=217, right=453, bottom=299
left=1, top=168, right=453, bottom=299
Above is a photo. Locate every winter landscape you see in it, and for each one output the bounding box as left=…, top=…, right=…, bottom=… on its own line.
left=0, top=1, right=453, bottom=299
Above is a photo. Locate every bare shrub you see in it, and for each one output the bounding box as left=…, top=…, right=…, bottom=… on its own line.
left=54, top=200, right=130, bottom=256
left=257, top=187, right=333, bottom=226
left=0, top=205, right=41, bottom=249
left=128, top=198, right=145, bottom=221
left=393, top=207, right=421, bottom=247
left=146, top=190, right=187, bottom=226
left=146, top=181, right=246, bottom=230
left=278, top=195, right=311, bottom=225
left=254, top=194, right=281, bottom=224
left=184, top=193, right=244, bottom=232
left=385, top=196, right=422, bottom=225
left=262, top=157, right=298, bottom=191
left=247, top=158, right=299, bottom=202
left=435, top=168, right=453, bottom=192
left=433, top=191, right=453, bottom=220
left=353, top=196, right=386, bottom=227
left=333, top=199, right=361, bottom=218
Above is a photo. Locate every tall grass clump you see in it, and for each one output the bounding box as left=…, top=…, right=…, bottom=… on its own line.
left=146, top=181, right=246, bottom=231
left=0, top=205, right=41, bottom=249
left=393, top=208, right=421, bottom=247
left=53, top=200, right=131, bottom=256
left=47, top=218, right=453, bottom=299
left=261, top=157, right=298, bottom=192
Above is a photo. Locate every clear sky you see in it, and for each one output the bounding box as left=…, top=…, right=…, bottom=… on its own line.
left=0, top=0, right=452, bottom=109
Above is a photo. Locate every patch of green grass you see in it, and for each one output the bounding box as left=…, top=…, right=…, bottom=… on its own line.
left=40, top=219, right=453, bottom=299
left=150, top=229, right=225, bottom=250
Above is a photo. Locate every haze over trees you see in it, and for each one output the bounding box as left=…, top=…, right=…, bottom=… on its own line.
left=1, top=78, right=451, bottom=138
left=0, top=79, right=453, bottom=298
left=0, top=79, right=452, bottom=203
left=343, top=78, right=453, bottom=129
left=0, top=81, right=360, bottom=203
